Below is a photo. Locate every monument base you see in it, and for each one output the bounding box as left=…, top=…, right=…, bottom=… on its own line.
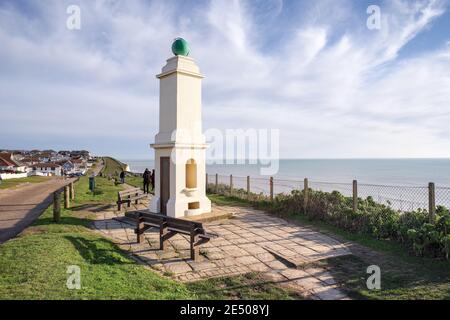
left=149, top=195, right=211, bottom=218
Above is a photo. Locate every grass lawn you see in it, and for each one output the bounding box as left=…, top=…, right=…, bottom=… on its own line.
left=208, top=194, right=450, bottom=300
left=101, top=157, right=127, bottom=177
left=124, top=175, right=144, bottom=190
left=0, top=176, right=51, bottom=190
left=0, top=176, right=300, bottom=300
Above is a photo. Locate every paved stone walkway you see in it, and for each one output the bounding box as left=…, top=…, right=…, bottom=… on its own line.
left=93, top=196, right=351, bottom=300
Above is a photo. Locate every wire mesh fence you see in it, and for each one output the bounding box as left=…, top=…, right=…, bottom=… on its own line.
left=206, top=173, right=450, bottom=212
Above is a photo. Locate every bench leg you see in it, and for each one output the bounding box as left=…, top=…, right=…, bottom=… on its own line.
left=190, top=234, right=199, bottom=261
left=117, top=202, right=121, bottom=211
left=137, top=218, right=144, bottom=243
left=159, top=225, right=167, bottom=250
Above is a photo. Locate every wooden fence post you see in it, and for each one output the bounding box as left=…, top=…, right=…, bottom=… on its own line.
left=353, top=180, right=358, bottom=213
left=215, top=174, right=218, bottom=194
left=230, top=174, right=233, bottom=196
left=53, top=191, right=61, bottom=222
left=64, top=185, right=70, bottom=209
left=270, top=177, right=274, bottom=201
left=429, top=182, right=436, bottom=223
left=304, top=178, right=309, bottom=212
left=69, top=182, right=74, bottom=200
left=247, top=176, right=250, bottom=200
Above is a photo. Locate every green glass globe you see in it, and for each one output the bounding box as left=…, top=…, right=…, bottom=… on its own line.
left=171, top=38, right=190, bottom=56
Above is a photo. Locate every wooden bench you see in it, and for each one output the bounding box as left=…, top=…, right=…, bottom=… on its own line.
left=125, top=210, right=218, bottom=260
left=117, top=188, right=147, bottom=210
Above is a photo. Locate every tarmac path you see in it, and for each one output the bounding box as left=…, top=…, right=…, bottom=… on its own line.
left=0, top=177, right=77, bottom=243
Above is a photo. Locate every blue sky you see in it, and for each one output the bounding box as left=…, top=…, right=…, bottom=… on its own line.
left=1, top=0, right=449, bottom=159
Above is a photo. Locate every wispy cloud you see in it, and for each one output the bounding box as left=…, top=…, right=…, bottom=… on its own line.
left=0, top=0, right=449, bottom=158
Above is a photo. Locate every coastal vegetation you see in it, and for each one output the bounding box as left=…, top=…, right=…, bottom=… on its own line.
left=100, top=157, right=128, bottom=177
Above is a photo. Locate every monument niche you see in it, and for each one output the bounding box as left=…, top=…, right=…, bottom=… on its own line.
left=149, top=38, right=212, bottom=218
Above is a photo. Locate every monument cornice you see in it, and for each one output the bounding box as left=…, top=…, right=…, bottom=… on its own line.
left=150, top=142, right=209, bottom=150
left=156, top=69, right=204, bottom=79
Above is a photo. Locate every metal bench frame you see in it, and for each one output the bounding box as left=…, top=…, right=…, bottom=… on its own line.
left=125, top=210, right=217, bottom=261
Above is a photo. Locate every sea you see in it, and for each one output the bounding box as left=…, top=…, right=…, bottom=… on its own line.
left=120, top=158, right=450, bottom=187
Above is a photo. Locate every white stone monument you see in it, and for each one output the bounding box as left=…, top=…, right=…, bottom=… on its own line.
left=149, top=38, right=211, bottom=218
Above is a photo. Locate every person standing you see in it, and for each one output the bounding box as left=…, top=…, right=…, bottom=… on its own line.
left=119, top=170, right=125, bottom=184
left=150, top=169, right=155, bottom=192
left=143, top=168, right=150, bottom=194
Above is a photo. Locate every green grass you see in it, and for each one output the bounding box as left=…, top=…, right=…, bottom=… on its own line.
left=208, top=194, right=450, bottom=300
left=208, top=194, right=252, bottom=207
left=0, top=176, right=51, bottom=189
left=101, top=157, right=127, bottom=177
left=0, top=176, right=300, bottom=300
left=73, top=175, right=124, bottom=204
left=125, top=175, right=144, bottom=190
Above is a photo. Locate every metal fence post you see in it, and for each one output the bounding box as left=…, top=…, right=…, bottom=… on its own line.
left=270, top=177, right=274, bottom=201
left=230, top=174, right=233, bottom=196
left=353, top=180, right=358, bottom=213
left=215, top=173, right=218, bottom=194
left=53, top=191, right=61, bottom=222
left=247, top=176, right=250, bottom=200
left=304, top=178, right=309, bottom=212
left=429, top=182, right=436, bottom=223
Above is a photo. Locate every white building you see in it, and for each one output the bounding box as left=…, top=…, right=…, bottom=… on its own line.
left=0, top=152, right=27, bottom=173
left=32, top=163, right=62, bottom=176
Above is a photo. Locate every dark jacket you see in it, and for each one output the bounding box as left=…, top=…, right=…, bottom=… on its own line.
left=143, top=170, right=150, bottom=182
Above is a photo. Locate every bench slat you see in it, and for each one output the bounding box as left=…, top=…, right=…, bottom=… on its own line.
left=118, top=188, right=143, bottom=196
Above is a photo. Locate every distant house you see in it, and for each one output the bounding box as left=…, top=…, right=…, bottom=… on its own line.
left=70, top=158, right=87, bottom=174
left=32, top=163, right=62, bottom=176
left=70, top=150, right=90, bottom=160
left=59, top=160, right=75, bottom=174
left=0, top=152, right=27, bottom=173
left=20, top=156, right=40, bottom=167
